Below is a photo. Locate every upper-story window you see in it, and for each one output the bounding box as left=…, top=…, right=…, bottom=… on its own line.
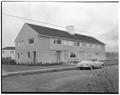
left=29, top=38, right=34, bottom=44
left=74, top=42, right=80, bottom=46
left=53, top=39, right=61, bottom=44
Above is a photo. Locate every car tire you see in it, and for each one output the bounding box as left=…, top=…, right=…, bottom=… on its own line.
left=79, top=67, right=82, bottom=70
left=90, top=66, right=93, bottom=70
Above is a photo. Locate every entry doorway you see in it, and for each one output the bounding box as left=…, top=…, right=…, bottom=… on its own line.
left=33, top=51, right=36, bottom=64
left=56, top=51, right=61, bottom=62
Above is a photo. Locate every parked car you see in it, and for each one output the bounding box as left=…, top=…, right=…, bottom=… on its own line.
left=77, top=59, right=104, bottom=70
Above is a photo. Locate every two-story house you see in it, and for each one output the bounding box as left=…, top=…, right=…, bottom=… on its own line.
left=15, top=23, right=105, bottom=64
left=2, top=46, right=15, bottom=59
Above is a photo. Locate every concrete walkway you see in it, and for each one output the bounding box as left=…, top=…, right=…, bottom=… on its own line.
left=2, top=66, right=77, bottom=77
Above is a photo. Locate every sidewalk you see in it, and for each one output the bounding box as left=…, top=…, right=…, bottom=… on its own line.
left=2, top=63, right=75, bottom=72
left=2, top=65, right=77, bottom=77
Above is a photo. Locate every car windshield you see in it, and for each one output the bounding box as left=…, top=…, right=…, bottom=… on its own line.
left=92, top=59, right=97, bottom=61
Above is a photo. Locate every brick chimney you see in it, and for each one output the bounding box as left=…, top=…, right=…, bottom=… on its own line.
left=66, top=25, right=74, bottom=35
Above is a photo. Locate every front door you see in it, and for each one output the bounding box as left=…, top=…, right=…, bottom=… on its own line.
left=56, top=51, right=61, bottom=62
left=33, top=51, right=36, bottom=64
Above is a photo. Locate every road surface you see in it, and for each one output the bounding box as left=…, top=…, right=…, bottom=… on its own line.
left=2, top=65, right=118, bottom=92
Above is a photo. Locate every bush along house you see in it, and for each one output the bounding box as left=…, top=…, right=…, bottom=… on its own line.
left=15, top=23, right=105, bottom=64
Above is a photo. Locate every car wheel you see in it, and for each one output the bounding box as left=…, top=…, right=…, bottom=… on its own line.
left=79, top=67, right=82, bottom=70
left=90, top=66, right=93, bottom=70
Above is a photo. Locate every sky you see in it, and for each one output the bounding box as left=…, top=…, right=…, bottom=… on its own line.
left=2, top=2, right=119, bottom=52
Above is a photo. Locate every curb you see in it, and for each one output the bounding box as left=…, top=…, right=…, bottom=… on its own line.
left=2, top=66, right=77, bottom=77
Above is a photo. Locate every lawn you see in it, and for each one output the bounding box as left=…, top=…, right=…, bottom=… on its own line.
left=2, top=65, right=118, bottom=93
left=2, top=63, right=75, bottom=72
left=103, top=60, right=118, bottom=66
left=2, top=60, right=118, bottom=72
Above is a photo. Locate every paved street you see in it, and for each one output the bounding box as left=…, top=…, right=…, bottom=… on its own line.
left=2, top=65, right=118, bottom=92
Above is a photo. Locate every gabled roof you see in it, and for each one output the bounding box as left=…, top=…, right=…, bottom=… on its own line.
left=26, top=23, right=105, bottom=45
left=2, top=47, right=15, bottom=50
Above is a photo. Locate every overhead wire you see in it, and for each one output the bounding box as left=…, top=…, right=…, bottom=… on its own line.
left=2, top=13, right=87, bottom=33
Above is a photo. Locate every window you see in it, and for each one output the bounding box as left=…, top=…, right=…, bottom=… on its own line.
left=57, top=40, right=61, bottom=44
left=53, top=39, right=61, bottom=44
left=69, top=52, right=79, bottom=59
left=95, top=53, right=99, bottom=55
left=28, top=52, right=30, bottom=58
left=74, top=42, right=79, bottom=46
left=29, top=38, right=34, bottom=44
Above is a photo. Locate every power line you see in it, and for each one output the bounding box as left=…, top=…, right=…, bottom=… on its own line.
left=2, top=13, right=87, bottom=33
left=2, top=13, right=65, bottom=28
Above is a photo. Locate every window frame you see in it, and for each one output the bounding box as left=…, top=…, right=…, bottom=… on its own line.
left=28, top=38, right=34, bottom=44
left=74, top=42, right=79, bottom=46
left=69, top=52, right=79, bottom=59
left=53, top=39, right=62, bottom=44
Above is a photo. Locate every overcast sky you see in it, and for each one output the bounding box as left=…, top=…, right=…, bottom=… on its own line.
left=2, top=2, right=119, bottom=52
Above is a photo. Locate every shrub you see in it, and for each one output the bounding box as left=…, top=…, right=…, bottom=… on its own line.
left=35, top=61, right=65, bottom=66
left=2, top=57, right=16, bottom=65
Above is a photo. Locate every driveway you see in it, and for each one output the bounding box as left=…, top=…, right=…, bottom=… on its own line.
left=2, top=65, right=118, bottom=93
